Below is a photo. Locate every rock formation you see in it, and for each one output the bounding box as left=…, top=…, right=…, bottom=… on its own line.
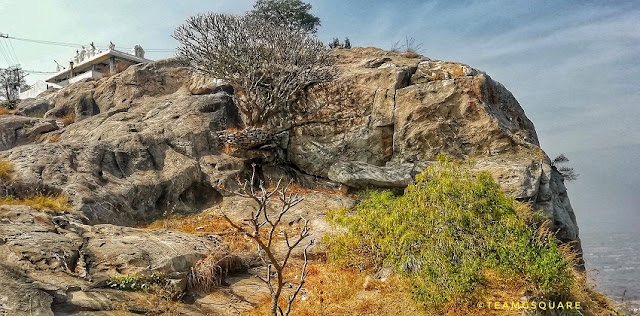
left=0, top=47, right=581, bottom=314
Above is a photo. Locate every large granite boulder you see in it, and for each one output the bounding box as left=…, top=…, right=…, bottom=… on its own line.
left=16, top=98, right=54, bottom=118
left=289, top=47, right=579, bottom=254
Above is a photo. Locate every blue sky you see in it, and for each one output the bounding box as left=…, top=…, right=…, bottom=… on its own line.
left=1, top=0, right=639, bottom=230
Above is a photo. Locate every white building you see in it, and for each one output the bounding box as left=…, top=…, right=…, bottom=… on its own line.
left=19, top=44, right=152, bottom=99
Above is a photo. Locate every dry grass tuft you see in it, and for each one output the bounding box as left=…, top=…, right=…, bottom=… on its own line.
left=450, top=65, right=466, bottom=78
left=223, top=143, right=237, bottom=155
left=566, top=261, right=619, bottom=314
left=0, top=107, right=10, bottom=115
left=0, top=160, right=13, bottom=181
left=48, top=133, right=62, bottom=143
left=62, top=113, right=76, bottom=125
left=188, top=248, right=238, bottom=293
left=0, top=194, right=72, bottom=212
left=514, top=201, right=535, bottom=224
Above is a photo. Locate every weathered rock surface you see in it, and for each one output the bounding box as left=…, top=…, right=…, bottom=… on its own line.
left=1, top=60, right=245, bottom=225
left=0, top=116, right=59, bottom=151
left=289, top=47, right=579, bottom=254
left=0, top=205, right=221, bottom=315
left=16, top=98, right=54, bottom=118
left=0, top=265, right=55, bottom=316
left=328, top=161, right=419, bottom=188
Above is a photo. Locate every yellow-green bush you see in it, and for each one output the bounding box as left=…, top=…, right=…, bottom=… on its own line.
left=325, top=155, right=575, bottom=311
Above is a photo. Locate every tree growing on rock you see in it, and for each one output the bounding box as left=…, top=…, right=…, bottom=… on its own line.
left=220, top=165, right=313, bottom=316
left=551, top=154, right=579, bottom=182
left=174, top=13, right=335, bottom=127
left=248, top=0, right=321, bottom=34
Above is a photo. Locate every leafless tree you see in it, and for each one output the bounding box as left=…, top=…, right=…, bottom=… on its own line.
left=174, top=13, right=336, bottom=128
left=220, top=164, right=312, bottom=316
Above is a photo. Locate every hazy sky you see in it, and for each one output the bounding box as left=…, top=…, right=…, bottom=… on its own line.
left=0, top=0, right=638, bottom=232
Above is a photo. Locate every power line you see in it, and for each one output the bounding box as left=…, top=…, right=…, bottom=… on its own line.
left=0, top=39, right=13, bottom=67
left=7, top=39, right=21, bottom=65
left=23, top=70, right=56, bottom=74
left=7, top=34, right=175, bottom=52
left=0, top=33, right=18, bottom=66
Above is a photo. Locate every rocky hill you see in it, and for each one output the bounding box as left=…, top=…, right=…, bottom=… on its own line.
left=0, top=47, right=583, bottom=315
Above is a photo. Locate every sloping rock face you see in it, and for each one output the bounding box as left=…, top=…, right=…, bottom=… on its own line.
left=2, top=60, right=243, bottom=225
left=291, top=48, right=579, bottom=250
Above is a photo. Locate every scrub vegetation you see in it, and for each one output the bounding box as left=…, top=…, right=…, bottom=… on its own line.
left=323, top=155, right=608, bottom=314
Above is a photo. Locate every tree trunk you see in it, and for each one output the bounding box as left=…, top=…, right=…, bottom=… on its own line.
left=270, top=291, right=280, bottom=316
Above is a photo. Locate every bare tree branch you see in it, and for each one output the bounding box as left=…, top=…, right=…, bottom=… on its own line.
left=218, top=164, right=312, bottom=316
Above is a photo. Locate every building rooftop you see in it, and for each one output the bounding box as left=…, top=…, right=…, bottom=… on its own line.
left=46, top=48, right=152, bottom=84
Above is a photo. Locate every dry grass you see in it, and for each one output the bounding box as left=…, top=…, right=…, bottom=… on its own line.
left=243, top=262, right=617, bottom=316
left=48, top=133, right=62, bottom=143
left=188, top=248, right=238, bottom=293
left=141, top=283, right=184, bottom=316
left=566, top=261, right=619, bottom=315
left=450, top=65, right=466, bottom=78
left=400, top=51, right=421, bottom=59
left=441, top=270, right=527, bottom=316
left=145, top=212, right=255, bottom=254
left=244, top=261, right=423, bottom=316
left=0, top=160, right=13, bottom=181
left=146, top=208, right=310, bottom=256
left=62, top=113, right=76, bottom=125
left=223, top=143, right=237, bottom=155
left=0, top=194, right=72, bottom=212
left=0, top=107, right=10, bottom=115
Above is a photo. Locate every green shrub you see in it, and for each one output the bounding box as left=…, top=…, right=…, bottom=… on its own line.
left=106, top=272, right=168, bottom=291
left=325, top=155, right=574, bottom=310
